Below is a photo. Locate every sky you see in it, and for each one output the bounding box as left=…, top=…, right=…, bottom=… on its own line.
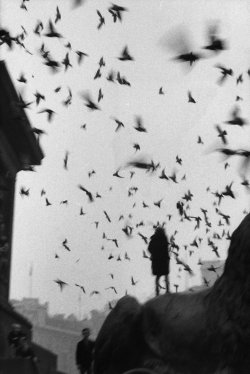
left=2, top=0, right=250, bottom=317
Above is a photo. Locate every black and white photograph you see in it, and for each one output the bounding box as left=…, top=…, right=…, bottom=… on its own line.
left=1, top=0, right=250, bottom=373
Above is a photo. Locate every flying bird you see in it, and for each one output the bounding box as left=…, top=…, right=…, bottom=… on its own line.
left=224, top=106, right=247, bottom=127
left=118, top=46, right=134, bottom=61
left=215, top=125, right=228, bottom=144
left=38, top=108, right=56, bottom=122
left=97, top=10, right=105, bottom=29
left=75, top=283, right=86, bottom=293
left=103, top=210, right=111, bottom=223
left=45, top=198, right=52, bottom=206
left=78, top=185, right=94, bottom=202
left=54, top=279, right=68, bottom=291
left=188, top=91, right=196, bottom=103
left=81, top=92, right=100, bottom=111
left=44, top=20, right=62, bottom=38
left=134, top=116, right=147, bottom=132
left=75, top=50, right=88, bottom=64
left=215, top=64, right=233, bottom=85
left=63, top=151, right=69, bottom=170
left=108, top=3, right=128, bottom=22
left=203, top=23, right=226, bottom=53
left=62, top=239, right=71, bottom=251
left=55, top=6, right=61, bottom=23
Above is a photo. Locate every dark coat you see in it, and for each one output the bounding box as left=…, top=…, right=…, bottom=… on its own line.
left=76, top=338, right=95, bottom=369
left=148, top=228, right=170, bottom=276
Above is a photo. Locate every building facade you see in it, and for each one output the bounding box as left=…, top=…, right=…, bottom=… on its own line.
left=0, top=60, right=43, bottom=358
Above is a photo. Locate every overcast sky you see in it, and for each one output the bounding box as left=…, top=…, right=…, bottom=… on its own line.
left=2, top=0, right=250, bottom=317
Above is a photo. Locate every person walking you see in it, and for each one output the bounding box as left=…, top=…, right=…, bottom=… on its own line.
left=76, top=328, right=95, bottom=374
left=148, top=226, right=170, bottom=296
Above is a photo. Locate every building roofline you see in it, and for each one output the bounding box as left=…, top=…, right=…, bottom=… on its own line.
left=0, top=60, right=44, bottom=167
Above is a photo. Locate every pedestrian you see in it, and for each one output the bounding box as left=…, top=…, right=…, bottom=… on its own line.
left=148, top=226, right=170, bottom=296
left=8, top=323, right=27, bottom=357
left=76, top=328, right=95, bottom=374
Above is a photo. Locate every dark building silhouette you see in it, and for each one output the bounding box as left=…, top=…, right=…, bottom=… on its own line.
left=0, top=61, right=60, bottom=373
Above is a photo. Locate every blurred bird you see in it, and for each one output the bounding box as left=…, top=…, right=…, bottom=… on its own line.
left=188, top=91, right=196, bottom=103
left=97, top=10, right=105, bottom=29
left=20, top=186, right=29, bottom=197
left=63, top=151, right=69, bottom=170
left=203, top=23, right=226, bottom=53
left=224, top=106, right=247, bottom=127
left=81, top=92, right=100, bottom=111
left=98, top=88, right=104, bottom=102
left=75, top=50, right=88, bottom=64
left=75, top=283, right=86, bottom=293
left=38, top=108, right=56, bottom=122
left=44, top=20, right=62, bottom=38
left=54, top=279, right=68, bottom=291
left=215, top=64, right=233, bottom=85
left=45, top=198, right=52, bottom=206
left=78, top=185, right=94, bottom=202
left=134, top=116, right=147, bottom=132
left=34, top=91, right=45, bottom=105
left=112, top=118, right=124, bottom=132
left=108, top=3, right=128, bottom=22
left=131, top=276, right=138, bottom=286
left=105, top=286, right=117, bottom=294
left=61, top=52, right=72, bottom=71
left=215, top=125, right=227, bottom=144
left=118, top=46, right=134, bottom=61
left=55, top=6, right=61, bottom=23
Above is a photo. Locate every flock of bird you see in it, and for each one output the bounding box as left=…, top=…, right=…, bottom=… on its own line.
left=2, top=1, right=250, bottom=312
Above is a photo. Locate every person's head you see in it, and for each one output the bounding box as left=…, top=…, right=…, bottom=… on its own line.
left=82, top=327, right=90, bottom=339
left=152, top=226, right=167, bottom=239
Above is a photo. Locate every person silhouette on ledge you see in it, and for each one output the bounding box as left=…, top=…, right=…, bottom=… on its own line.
left=148, top=226, right=170, bottom=296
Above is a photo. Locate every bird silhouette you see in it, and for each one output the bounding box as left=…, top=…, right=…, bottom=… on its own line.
left=55, top=6, right=61, bottom=23
left=104, top=210, right=111, bottom=223
left=98, top=88, right=104, bottom=102
left=105, top=286, right=117, bottom=294
left=97, top=10, right=105, bottom=29
left=203, top=23, right=226, bottom=53
left=131, top=276, right=138, bottom=286
left=188, top=91, right=196, bottom=103
left=20, top=187, right=30, bottom=197
left=38, top=108, right=56, bottom=122
left=138, top=232, right=148, bottom=244
left=108, top=4, right=128, bottom=22
left=81, top=92, right=100, bottom=111
left=63, top=151, right=69, bottom=170
left=134, top=116, right=147, bottom=132
left=61, top=52, right=72, bottom=71
left=45, top=198, right=52, bottom=206
left=224, top=106, right=247, bottom=127
left=75, top=50, right=88, bottom=64
left=54, top=279, right=68, bottom=291
left=75, top=283, right=86, bottom=293
left=118, top=46, right=134, bottom=61
left=215, top=125, right=228, bottom=144
left=62, top=239, right=70, bottom=251
left=78, top=185, right=94, bottom=202
left=215, top=64, right=233, bottom=85
left=44, top=20, right=62, bottom=38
